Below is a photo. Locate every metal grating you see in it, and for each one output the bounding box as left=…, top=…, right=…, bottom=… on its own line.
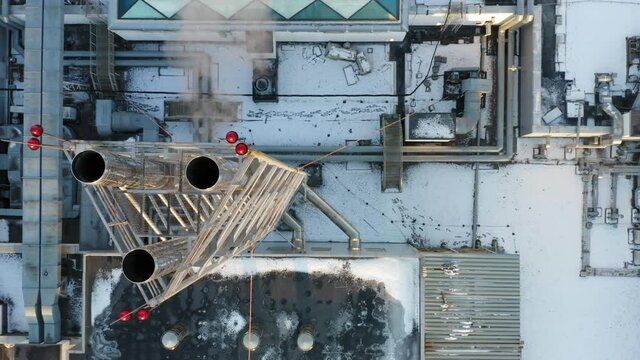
left=87, top=1, right=118, bottom=95
left=382, top=114, right=403, bottom=192
left=421, top=252, right=521, bottom=360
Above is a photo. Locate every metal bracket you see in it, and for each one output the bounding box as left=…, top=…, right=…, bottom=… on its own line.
left=587, top=207, right=602, bottom=219
left=605, top=208, right=620, bottom=225
left=632, top=209, right=640, bottom=226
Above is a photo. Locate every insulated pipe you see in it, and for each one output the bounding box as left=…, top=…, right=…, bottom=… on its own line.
left=122, top=238, right=190, bottom=284
left=184, top=156, right=236, bottom=191
left=496, top=0, right=526, bottom=159
left=457, top=78, right=492, bottom=134
left=259, top=145, right=506, bottom=155
left=301, top=184, right=360, bottom=251
left=507, top=0, right=533, bottom=141
left=281, top=212, right=304, bottom=252
left=602, top=102, right=623, bottom=144
left=71, top=150, right=169, bottom=189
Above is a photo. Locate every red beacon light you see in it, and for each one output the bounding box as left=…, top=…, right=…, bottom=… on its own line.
left=27, top=138, right=41, bottom=151
left=118, top=309, right=132, bottom=322
left=137, top=308, right=150, bottom=321
left=30, top=124, right=44, bottom=137
left=235, top=143, right=248, bottom=156
left=225, top=131, right=239, bottom=144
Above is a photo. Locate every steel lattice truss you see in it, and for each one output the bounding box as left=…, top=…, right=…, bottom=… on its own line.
left=65, top=141, right=307, bottom=307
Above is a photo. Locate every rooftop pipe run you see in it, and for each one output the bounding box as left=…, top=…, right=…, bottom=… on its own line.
left=301, top=184, right=360, bottom=251
left=263, top=1, right=530, bottom=163
left=62, top=12, right=529, bottom=164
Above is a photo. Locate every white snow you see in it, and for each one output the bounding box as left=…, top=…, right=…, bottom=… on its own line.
left=275, top=311, right=299, bottom=339
left=223, top=310, right=247, bottom=337
left=197, top=309, right=247, bottom=342
left=90, top=268, right=123, bottom=326
left=65, top=278, right=83, bottom=330
left=0, top=254, right=27, bottom=332
left=410, top=115, right=454, bottom=139
left=217, top=257, right=419, bottom=335
left=561, top=0, right=640, bottom=92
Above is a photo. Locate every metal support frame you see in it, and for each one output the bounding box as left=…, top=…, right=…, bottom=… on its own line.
left=67, top=141, right=319, bottom=307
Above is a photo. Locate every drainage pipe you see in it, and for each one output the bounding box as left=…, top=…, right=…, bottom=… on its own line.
left=300, top=184, right=360, bottom=251
left=281, top=212, right=304, bottom=252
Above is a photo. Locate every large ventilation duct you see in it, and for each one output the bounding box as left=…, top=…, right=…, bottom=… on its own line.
left=71, top=150, right=169, bottom=189
left=122, top=239, right=190, bottom=284
left=596, top=74, right=623, bottom=144
left=184, top=156, right=237, bottom=191
left=457, top=78, right=492, bottom=134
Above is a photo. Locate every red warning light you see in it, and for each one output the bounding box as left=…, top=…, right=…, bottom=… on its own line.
left=137, top=308, right=150, bottom=321
left=30, top=124, right=44, bottom=137
left=118, top=309, right=132, bottom=322
left=27, top=138, right=41, bottom=151
left=225, top=131, right=239, bottom=144
left=235, top=143, right=248, bottom=156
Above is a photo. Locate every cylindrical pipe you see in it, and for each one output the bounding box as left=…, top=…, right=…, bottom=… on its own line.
left=258, top=145, right=505, bottom=155
left=122, top=238, right=190, bottom=284
left=71, top=150, right=169, bottom=189
left=184, top=156, right=236, bottom=191
left=301, top=184, right=360, bottom=251
left=282, top=212, right=304, bottom=252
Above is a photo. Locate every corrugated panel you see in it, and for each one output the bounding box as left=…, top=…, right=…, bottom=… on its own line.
left=422, top=253, right=521, bottom=360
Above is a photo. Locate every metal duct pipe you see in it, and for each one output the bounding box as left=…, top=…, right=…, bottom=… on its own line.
left=122, top=238, right=190, bottom=284
left=507, top=0, right=534, bottom=142
left=496, top=0, right=526, bottom=159
left=259, top=145, right=506, bottom=155
left=184, top=156, right=237, bottom=191
left=301, top=184, right=360, bottom=251
left=457, top=78, right=492, bottom=134
left=282, top=212, right=304, bottom=252
left=596, top=75, right=623, bottom=144
left=602, top=102, right=623, bottom=144
left=71, top=150, right=169, bottom=189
